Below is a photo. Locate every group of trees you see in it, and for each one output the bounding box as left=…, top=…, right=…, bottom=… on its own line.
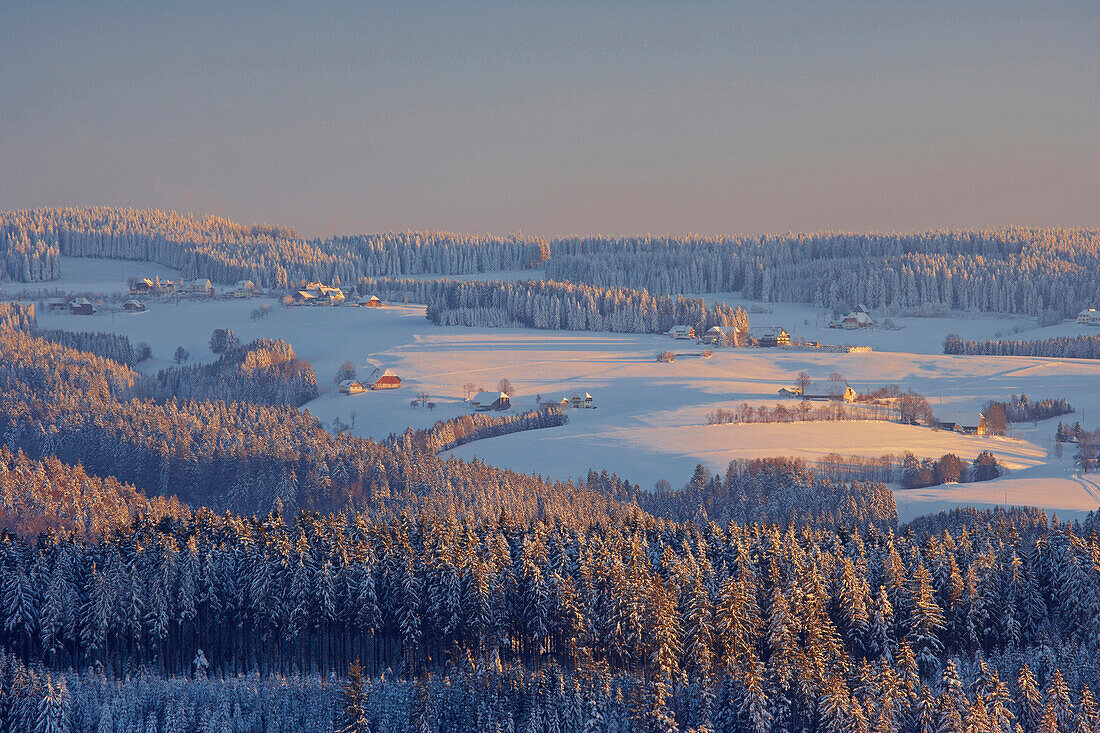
left=154, top=334, right=319, bottom=408
left=900, top=451, right=1002, bottom=489
left=986, top=394, right=1073, bottom=424
left=945, top=333, right=1100, bottom=359
left=707, top=401, right=894, bottom=426
left=385, top=407, right=567, bottom=455
left=358, top=277, right=751, bottom=335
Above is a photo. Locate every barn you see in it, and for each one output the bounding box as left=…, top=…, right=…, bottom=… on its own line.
left=367, top=368, right=402, bottom=390
left=68, top=298, right=94, bottom=315
left=123, top=300, right=146, bottom=313
left=471, top=391, right=511, bottom=411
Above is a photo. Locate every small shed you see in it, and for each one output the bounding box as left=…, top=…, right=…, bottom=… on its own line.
left=778, top=386, right=801, bottom=398
left=471, top=391, right=511, bottom=411
left=68, top=298, right=94, bottom=315
left=338, top=379, right=366, bottom=395
left=359, top=295, right=383, bottom=308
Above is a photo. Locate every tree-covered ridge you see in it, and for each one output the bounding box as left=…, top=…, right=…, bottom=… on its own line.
left=0, top=447, right=187, bottom=538
left=0, top=328, right=633, bottom=523
left=547, top=228, right=1100, bottom=316
left=359, top=277, right=751, bottom=335
left=7, top=207, right=1098, bottom=317
left=0, top=207, right=546, bottom=287
left=1, top=507, right=1099, bottom=731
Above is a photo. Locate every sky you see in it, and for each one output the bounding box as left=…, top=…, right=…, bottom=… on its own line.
left=1, top=1, right=1097, bottom=238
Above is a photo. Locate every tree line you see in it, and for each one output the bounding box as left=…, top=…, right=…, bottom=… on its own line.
left=385, top=407, right=567, bottom=455
left=358, top=277, right=751, bottom=336
left=945, top=333, right=1100, bottom=359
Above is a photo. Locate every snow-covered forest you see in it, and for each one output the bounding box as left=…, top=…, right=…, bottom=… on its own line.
left=359, top=277, right=751, bottom=335
left=4, top=208, right=1099, bottom=317
left=0, top=207, right=546, bottom=288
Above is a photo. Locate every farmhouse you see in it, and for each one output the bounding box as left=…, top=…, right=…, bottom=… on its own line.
left=293, top=282, right=345, bottom=305
left=337, top=379, right=366, bottom=395
left=702, top=325, right=743, bottom=345
left=358, top=295, right=383, bottom=308
left=366, top=368, right=402, bottom=390
left=130, top=277, right=155, bottom=294
left=232, top=280, right=257, bottom=297
left=47, top=299, right=68, bottom=312
left=566, top=393, right=595, bottom=409
left=801, top=381, right=857, bottom=402
left=471, top=391, right=511, bottom=411
left=668, top=325, right=695, bottom=340
left=181, top=279, right=215, bottom=296
left=68, top=298, right=94, bottom=315
left=123, top=300, right=146, bottom=313
left=755, top=327, right=790, bottom=347
left=841, top=311, right=875, bottom=329
left=778, top=386, right=801, bottom=398
left=1078, top=308, right=1100, bottom=325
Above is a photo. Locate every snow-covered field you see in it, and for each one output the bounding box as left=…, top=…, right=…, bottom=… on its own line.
left=0, top=256, right=184, bottom=296
left=15, top=257, right=1100, bottom=523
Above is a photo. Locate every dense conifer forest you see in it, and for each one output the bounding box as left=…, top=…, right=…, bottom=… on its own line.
left=4, top=208, right=1099, bottom=317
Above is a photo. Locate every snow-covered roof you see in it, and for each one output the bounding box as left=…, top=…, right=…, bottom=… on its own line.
left=338, top=379, right=361, bottom=388
left=70, top=297, right=92, bottom=306
left=473, top=391, right=507, bottom=404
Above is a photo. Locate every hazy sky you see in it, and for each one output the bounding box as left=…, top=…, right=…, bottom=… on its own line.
left=2, top=1, right=1097, bottom=238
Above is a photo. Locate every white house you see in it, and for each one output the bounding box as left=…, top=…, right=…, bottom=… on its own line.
left=1078, top=308, right=1100, bottom=325
left=668, top=325, right=695, bottom=339
left=338, top=379, right=366, bottom=395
